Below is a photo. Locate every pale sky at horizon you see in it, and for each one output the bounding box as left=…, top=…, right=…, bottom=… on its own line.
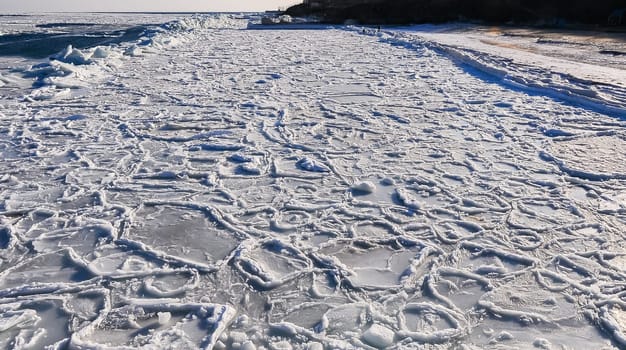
left=0, top=0, right=299, bottom=13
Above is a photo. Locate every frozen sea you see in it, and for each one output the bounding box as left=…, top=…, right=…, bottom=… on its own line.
left=0, top=12, right=625, bottom=349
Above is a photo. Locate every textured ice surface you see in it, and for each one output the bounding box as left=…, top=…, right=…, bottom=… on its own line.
left=0, top=13, right=625, bottom=349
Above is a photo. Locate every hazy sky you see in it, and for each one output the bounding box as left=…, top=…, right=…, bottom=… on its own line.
left=0, top=0, right=298, bottom=13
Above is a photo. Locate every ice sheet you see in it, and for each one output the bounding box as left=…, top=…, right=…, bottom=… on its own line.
left=0, top=13, right=625, bottom=349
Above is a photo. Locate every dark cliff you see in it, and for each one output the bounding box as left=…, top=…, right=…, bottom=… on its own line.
left=285, top=0, right=626, bottom=26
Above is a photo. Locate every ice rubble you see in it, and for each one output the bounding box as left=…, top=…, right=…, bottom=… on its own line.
left=1, top=12, right=626, bottom=350
left=358, top=27, right=626, bottom=119
left=15, top=14, right=248, bottom=102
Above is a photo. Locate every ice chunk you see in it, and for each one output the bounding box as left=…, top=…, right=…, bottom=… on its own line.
left=533, top=338, right=551, bottom=349
left=351, top=181, right=376, bottom=194
left=158, top=312, right=172, bottom=325
left=237, top=163, right=262, bottom=175
left=51, top=45, right=92, bottom=65
left=380, top=177, right=395, bottom=186
left=229, top=153, right=254, bottom=163
left=91, top=47, right=109, bottom=59
left=394, top=188, right=421, bottom=210
left=296, top=157, right=330, bottom=173
left=362, top=324, right=395, bottom=348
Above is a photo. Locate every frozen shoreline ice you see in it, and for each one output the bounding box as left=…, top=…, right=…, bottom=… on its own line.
left=0, top=13, right=625, bottom=349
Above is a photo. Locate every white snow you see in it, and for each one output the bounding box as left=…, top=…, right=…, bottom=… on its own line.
left=0, top=12, right=625, bottom=350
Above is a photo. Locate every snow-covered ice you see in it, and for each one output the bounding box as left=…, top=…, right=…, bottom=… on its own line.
left=0, top=13, right=625, bottom=349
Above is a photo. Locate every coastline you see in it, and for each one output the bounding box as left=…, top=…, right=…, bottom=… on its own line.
left=284, top=1, right=626, bottom=30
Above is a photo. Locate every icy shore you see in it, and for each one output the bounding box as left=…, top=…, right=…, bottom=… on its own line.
left=0, top=13, right=625, bottom=349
